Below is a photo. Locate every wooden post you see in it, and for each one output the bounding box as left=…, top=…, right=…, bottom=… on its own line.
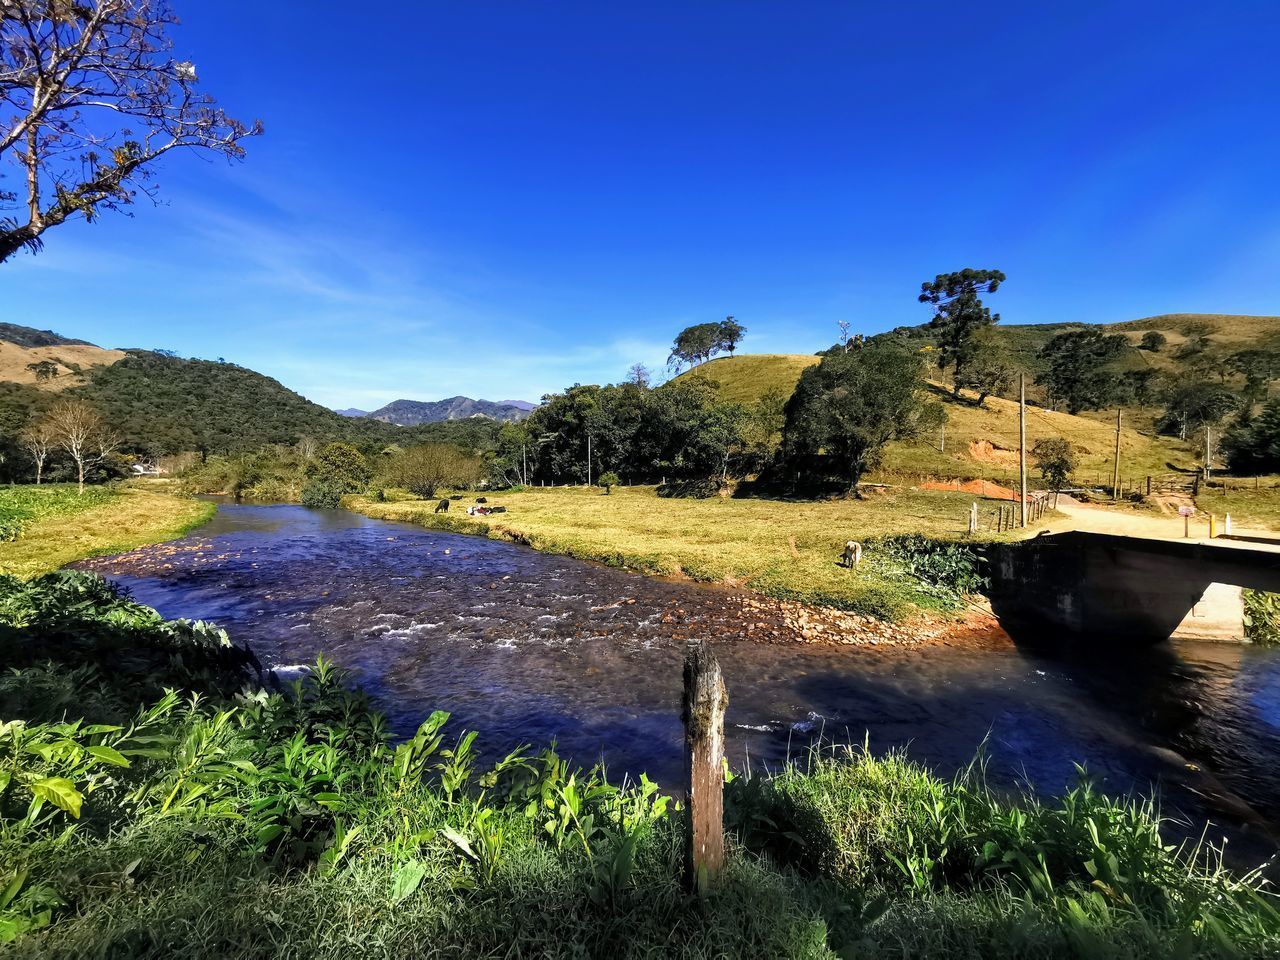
left=1146, top=475, right=1151, bottom=496
left=1111, top=408, right=1122, bottom=501
left=682, top=641, right=726, bottom=897
left=1019, top=374, right=1028, bottom=528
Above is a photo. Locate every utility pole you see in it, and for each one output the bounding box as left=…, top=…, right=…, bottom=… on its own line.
left=522, top=443, right=528, bottom=486
left=1111, top=408, right=1122, bottom=501
left=587, top=434, right=593, bottom=487
left=1204, top=426, right=1212, bottom=482
left=1019, top=374, right=1028, bottom=528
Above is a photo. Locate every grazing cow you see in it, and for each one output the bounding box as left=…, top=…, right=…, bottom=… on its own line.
left=476, top=496, right=488, bottom=504
left=841, top=540, right=863, bottom=569
left=435, top=499, right=449, bottom=513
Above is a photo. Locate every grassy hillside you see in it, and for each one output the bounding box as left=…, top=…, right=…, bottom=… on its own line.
left=0, top=344, right=503, bottom=461
left=681, top=353, right=818, bottom=404
left=681, top=353, right=1194, bottom=483
left=882, top=384, right=1191, bottom=484
left=0, top=339, right=125, bottom=391
left=887, top=313, right=1280, bottom=394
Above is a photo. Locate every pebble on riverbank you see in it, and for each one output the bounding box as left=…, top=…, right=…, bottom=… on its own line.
left=731, top=595, right=1012, bottom=650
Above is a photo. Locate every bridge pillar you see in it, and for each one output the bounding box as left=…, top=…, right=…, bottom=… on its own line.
left=988, top=533, right=1251, bottom=644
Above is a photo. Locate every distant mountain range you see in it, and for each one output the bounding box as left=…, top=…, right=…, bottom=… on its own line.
left=353, top=396, right=535, bottom=426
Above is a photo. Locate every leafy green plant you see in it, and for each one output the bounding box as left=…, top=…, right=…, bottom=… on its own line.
left=1243, top=590, right=1280, bottom=646
left=869, top=533, right=987, bottom=606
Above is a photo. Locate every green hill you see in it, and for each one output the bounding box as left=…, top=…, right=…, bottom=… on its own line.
left=678, top=353, right=819, bottom=404
left=680, top=352, right=1195, bottom=483
left=0, top=331, right=502, bottom=465
left=881, top=313, right=1280, bottom=395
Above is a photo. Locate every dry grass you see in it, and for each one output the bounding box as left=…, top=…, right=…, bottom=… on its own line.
left=879, top=383, right=1194, bottom=485
left=0, top=340, right=124, bottom=391
left=1196, top=480, right=1280, bottom=532
left=0, top=485, right=214, bottom=578
left=350, top=484, right=1044, bottom=618
left=678, top=353, right=819, bottom=405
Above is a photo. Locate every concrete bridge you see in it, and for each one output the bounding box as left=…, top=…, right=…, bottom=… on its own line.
left=988, top=532, right=1280, bottom=643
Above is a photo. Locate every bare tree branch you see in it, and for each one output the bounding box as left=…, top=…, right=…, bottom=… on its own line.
left=1, top=0, right=262, bottom=262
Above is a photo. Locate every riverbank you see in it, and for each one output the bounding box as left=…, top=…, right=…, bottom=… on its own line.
left=348, top=486, right=1038, bottom=621
left=0, top=483, right=214, bottom=578
left=3, top=572, right=1275, bottom=959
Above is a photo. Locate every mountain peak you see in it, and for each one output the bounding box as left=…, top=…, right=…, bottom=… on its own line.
left=365, top=396, right=534, bottom=426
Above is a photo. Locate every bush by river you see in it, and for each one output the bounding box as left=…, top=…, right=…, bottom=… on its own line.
left=1, top=571, right=1275, bottom=957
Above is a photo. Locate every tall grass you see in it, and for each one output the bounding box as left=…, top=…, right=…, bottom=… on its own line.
left=0, top=484, right=115, bottom=541
left=1, top=573, right=1276, bottom=957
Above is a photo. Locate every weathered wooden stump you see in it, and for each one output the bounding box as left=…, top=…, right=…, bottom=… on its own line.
left=682, top=640, right=727, bottom=896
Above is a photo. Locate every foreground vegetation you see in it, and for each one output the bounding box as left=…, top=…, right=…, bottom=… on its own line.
left=1, top=572, right=1275, bottom=957
left=0, top=484, right=213, bottom=578
left=353, top=485, right=1035, bottom=619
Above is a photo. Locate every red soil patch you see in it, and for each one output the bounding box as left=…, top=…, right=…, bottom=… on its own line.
left=919, top=478, right=1025, bottom=502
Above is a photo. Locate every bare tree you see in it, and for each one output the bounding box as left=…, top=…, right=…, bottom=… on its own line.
left=384, top=443, right=484, bottom=500
left=0, top=0, right=262, bottom=263
left=45, top=398, right=118, bottom=492
left=626, top=362, right=651, bottom=388
left=19, top=414, right=57, bottom=483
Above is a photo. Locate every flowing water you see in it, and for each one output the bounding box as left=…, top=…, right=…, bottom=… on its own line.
left=78, top=503, right=1280, bottom=863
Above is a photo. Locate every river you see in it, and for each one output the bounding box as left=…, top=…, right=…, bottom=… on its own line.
left=77, top=502, right=1280, bottom=864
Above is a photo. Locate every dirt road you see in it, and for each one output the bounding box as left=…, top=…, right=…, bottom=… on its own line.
left=1044, top=495, right=1269, bottom=543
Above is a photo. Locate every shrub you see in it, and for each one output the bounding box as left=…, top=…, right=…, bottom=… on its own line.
left=598, top=471, right=620, bottom=493
left=1244, top=590, right=1280, bottom=646
left=300, top=480, right=342, bottom=509
left=382, top=444, right=485, bottom=500
left=869, top=534, right=987, bottom=606
left=1139, top=331, right=1167, bottom=352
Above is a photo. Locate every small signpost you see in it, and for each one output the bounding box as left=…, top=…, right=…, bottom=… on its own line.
left=682, top=641, right=726, bottom=896
left=1180, top=504, right=1195, bottom=538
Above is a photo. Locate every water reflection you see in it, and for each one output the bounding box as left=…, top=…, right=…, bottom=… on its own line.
left=79, top=503, right=1280, bottom=862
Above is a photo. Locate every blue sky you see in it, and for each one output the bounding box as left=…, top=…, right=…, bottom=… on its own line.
left=5, top=2, right=1279, bottom=409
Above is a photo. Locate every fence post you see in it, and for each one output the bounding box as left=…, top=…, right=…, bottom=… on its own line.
left=683, top=641, right=726, bottom=897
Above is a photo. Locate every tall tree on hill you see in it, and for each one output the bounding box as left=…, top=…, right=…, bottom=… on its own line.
left=781, top=346, right=934, bottom=494
left=1156, top=382, right=1240, bottom=442
left=1227, top=349, right=1280, bottom=411
left=1037, top=329, right=1129, bottom=414
left=666, top=317, right=747, bottom=372
left=1224, top=399, right=1280, bottom=474
left=0, top=0, right=262, bottom=263
left=667, top=323, right=720, bottom=372
left=716, top=316, right=745, bottom=355
left=918, top=268, right=1006, bottom=394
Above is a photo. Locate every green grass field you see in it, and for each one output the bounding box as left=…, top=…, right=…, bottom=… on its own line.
left=0, top=483, right=215, bottom=578
left=0, top=484, right=116, bottom=541
left=351, top=484, right=1042, bottom=619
